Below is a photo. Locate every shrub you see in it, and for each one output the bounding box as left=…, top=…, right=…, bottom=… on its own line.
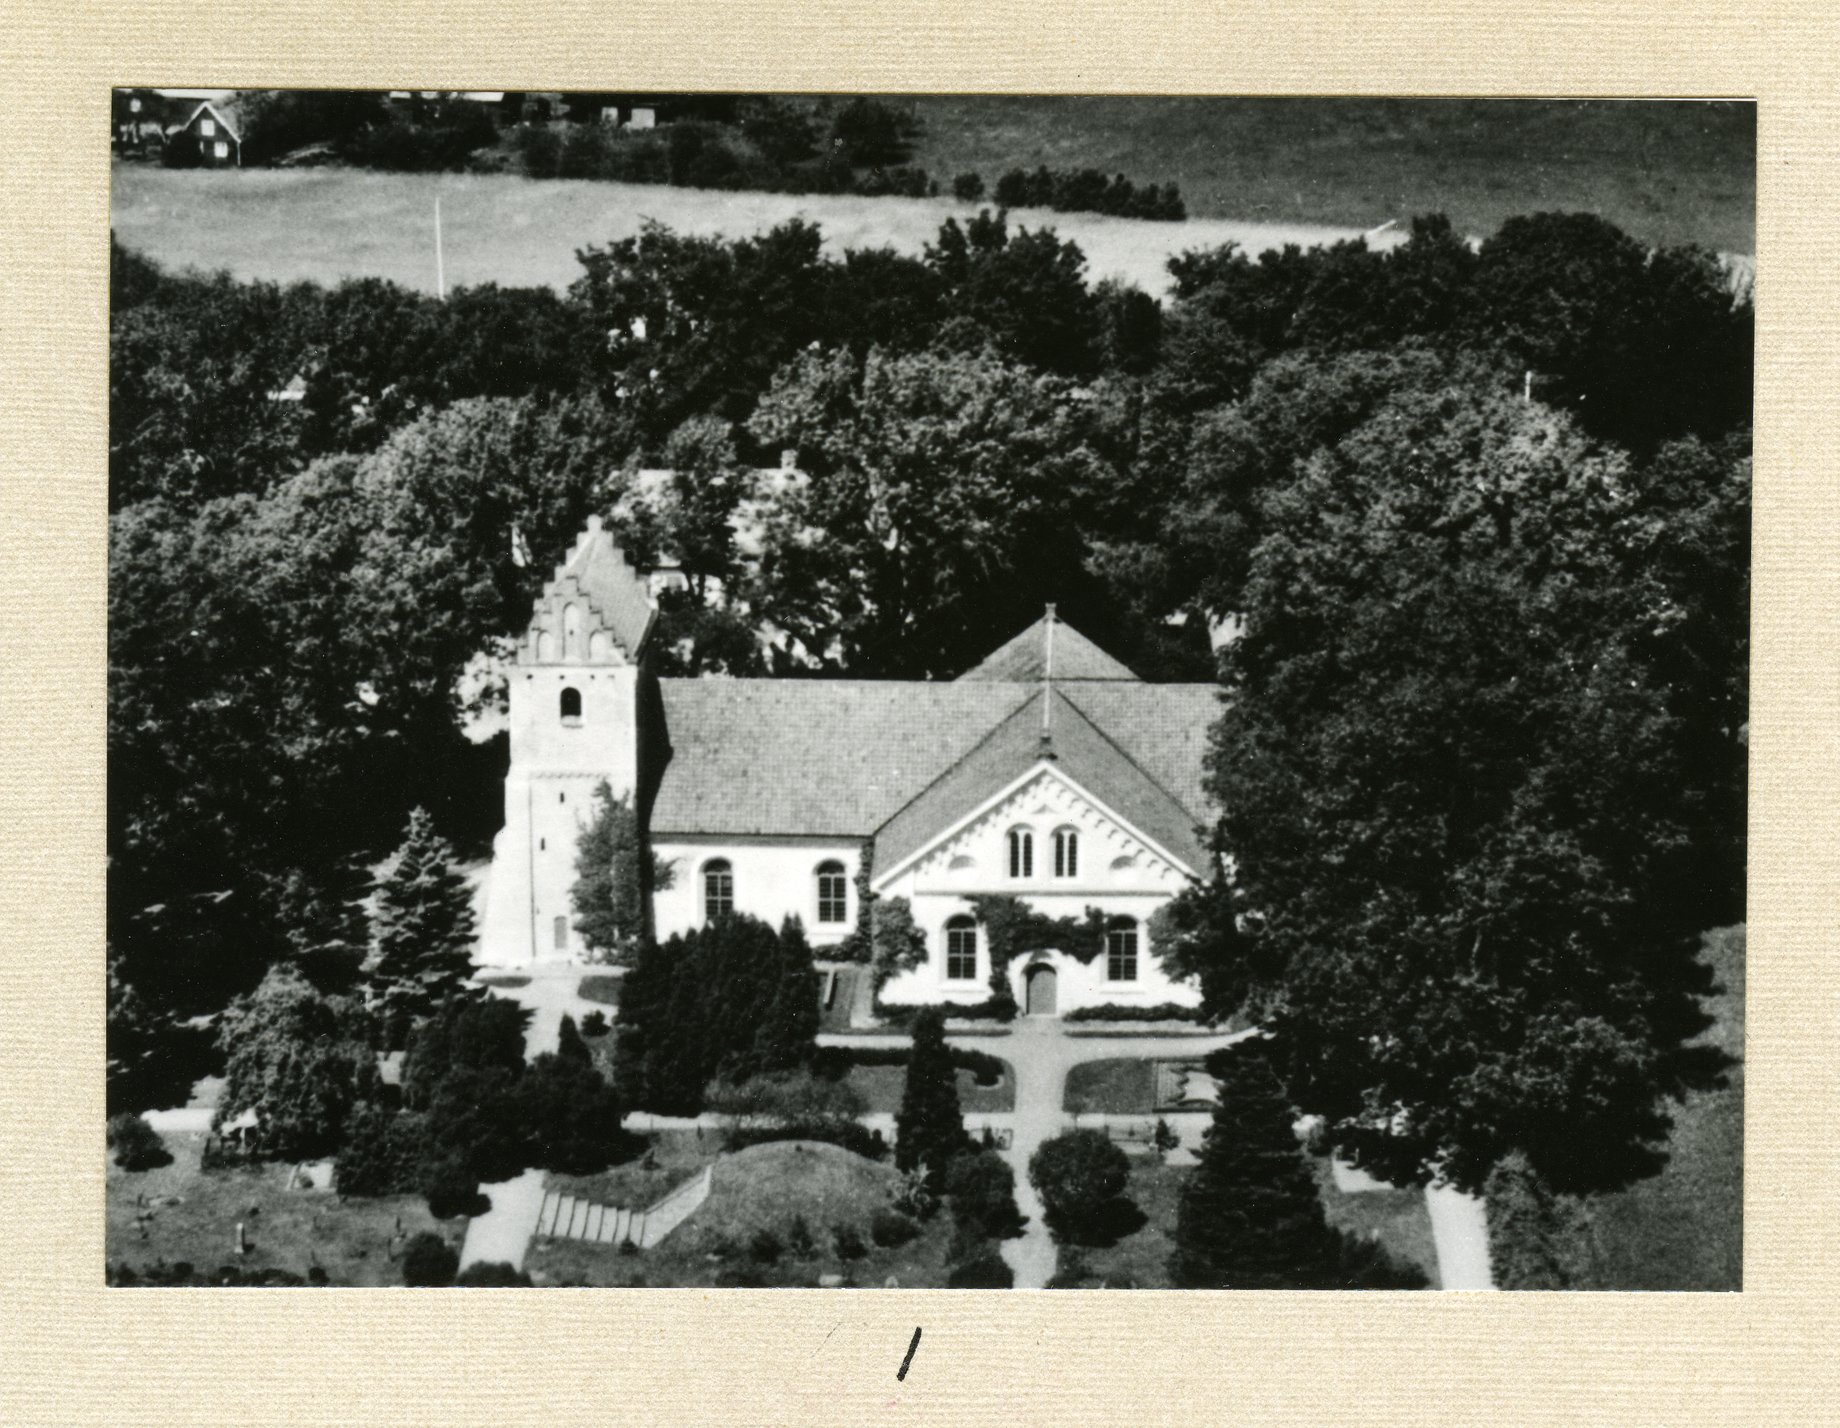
left=749, top=1227, right=784, bottom=1265
left=787, top=1214, right=816, bottom=1257
left=515, top=1051, right=627, bottom=1175
left=952, top=172, right=985, bottom=202
left=874, top=995, right=1016, bottom=1026
left=581, top=1009, right=609, bottom=1037
left=946, top=1150, right=1026, bottom=1240
left=1062, top=1002, right=1209, bottom=1024
left=337, top=1103, right=428, bottom=1198
left=946, top=1251, right=1014, bottom=1288
left=895, top=1008, right=971, bottom=1192
left=833, top=1223, right=867, bottom=1260
left=401, top=1232, right=459, bottom=1286
left=1484, top=1151, right=1597, bottom=1290
left=709, top=1067, right=865, bottom=1123
left=871, top=1208, right=920, bottom=1248
left=1029, top=1130, right=1130, bottom=1240
left=420, top=1149, right=487, bottom=1220
left=107, top=1112, right=170, bottom=1171
left=455, top=1260, right=534, bottom=1287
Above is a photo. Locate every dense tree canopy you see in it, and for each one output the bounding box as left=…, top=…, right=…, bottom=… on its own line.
left=1205, top=355, right=1747, bottom=1193
left=109, top=199, right=1750, bottom=1206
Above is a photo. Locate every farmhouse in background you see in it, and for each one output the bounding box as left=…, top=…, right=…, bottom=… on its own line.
left=480, top=515, right=1222, bottom=1019
left=165, top=101, right=242, bottom=168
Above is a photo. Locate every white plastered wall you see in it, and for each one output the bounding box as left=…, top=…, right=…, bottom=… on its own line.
left=872, top=764, right=1204, bottom=1013
left=651, top=835, right=865, bottom=950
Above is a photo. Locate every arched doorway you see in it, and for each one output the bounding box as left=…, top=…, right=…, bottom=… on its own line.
left=1024, top=963, right=1058, bottom=1016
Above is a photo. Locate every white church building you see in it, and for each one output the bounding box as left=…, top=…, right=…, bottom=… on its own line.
left=480, top=516, right=1223, bottom=1017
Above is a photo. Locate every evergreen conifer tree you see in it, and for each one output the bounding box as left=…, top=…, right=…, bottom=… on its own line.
left=895, top=1007, right=969, bottom=1191
left=612, top=934, right=664, bottom=1107
left=556, top=1012, right=592, bottom=1066
left=372, top=808, right=478, bottom=1040
left=1170, top=1036, right=1338, bottom=1289
left=754, top=916, right=819, bottom=1075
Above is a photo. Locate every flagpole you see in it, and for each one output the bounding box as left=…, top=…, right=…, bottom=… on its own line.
left=434, top=194, right=446, bottom=300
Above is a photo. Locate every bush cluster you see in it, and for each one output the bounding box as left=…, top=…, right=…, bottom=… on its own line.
left=107, top=1112, right=171, bottom=1171
left=614, top=914, right=819, bottom=1115
left=993, top=166, right=1185, bottom=220
left=1061, top=1002, right=1209, bottom=1024
left=873, top=995, right=1018, bottom=1027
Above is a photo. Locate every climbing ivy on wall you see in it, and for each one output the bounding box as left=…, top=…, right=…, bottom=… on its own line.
left=836, top=839, right=877, bottom=965
left=966, top=895, right=1110, bottom=996
left=867, top=896, right=929, bottom=991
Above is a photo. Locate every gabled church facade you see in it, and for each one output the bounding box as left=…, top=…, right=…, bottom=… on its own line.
left=481, top=517, right=1223, bottom=1016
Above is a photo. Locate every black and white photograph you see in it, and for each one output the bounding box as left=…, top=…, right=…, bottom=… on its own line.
left=106, top=91, right=1751, bottom=1291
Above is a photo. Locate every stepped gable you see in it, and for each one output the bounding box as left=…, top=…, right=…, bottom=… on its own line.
left=871, top=686, right=1212, bottom=878
left=957, top=613, right=1140, bottom=683
left=520, top=514, right=657, bottom=665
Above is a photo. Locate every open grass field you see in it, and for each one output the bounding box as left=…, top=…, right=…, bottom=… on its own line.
left=526, top=1138, right=956, bottom=1287
left=1574, top=925, right=1744, bottom=1290
left=111, top=163, right=1392, bottom=301
left=110, top=100, right=1749, bottom=306
left=106, top=1128, right=448, bottom=1287
left=908, top=97, right=1754, bottom=253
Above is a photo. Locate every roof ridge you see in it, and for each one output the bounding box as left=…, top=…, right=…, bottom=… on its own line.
left=1055, top=684, right=1212, bottom=828
left=868, top=686, right=1041, bottom=838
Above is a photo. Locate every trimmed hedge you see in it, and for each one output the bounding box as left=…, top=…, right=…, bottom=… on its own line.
left=874, top=995, right=1017, bottom=1027
left=1062, top=1002, right=1209, bottom=1024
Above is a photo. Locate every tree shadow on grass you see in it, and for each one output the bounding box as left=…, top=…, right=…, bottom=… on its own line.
left=1047, top=1196, right=1148, bottom=1249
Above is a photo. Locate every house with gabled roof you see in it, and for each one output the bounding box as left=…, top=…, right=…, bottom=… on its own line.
left=480, top=516, right=1222, bottom=1017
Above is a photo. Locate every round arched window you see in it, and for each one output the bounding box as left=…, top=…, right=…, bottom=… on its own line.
left=703, top=859, right=734, bottom=922
left=560, top=686, right=583, bottom=724
left=1006, top=827, right=1034, bottom=879
left=815, top=860, right=848, bottom=924
left=1052, top=827, right=1079, bottom=878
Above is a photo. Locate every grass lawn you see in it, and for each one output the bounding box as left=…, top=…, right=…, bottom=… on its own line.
left=908, top=96, right=1755, bottom=253
left=1312, top=1159, right=1442, bottom=1289
left=842, top=1061, right=1015, bottom=1115
left=106, top=1129, right=449, bottom=1287
left=1572, top=925, right=1744, bottom=1290
left=1064, top=1058, right=1158, bottom=1115
left=578, top=972, right=624, bottom=1005
left=1054, top=1153, right=1188, bottom=1288
left=526, top=1139, right=956, bottom=1287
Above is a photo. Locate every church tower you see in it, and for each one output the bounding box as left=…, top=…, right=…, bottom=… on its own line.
left=479, top=515, right=657, bottom=965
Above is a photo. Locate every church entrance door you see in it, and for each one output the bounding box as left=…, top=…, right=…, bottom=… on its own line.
left=1024, top=964, right=1057, bottom=1016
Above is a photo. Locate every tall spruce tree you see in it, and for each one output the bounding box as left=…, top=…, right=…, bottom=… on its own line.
left=895, top=1007, right=970, bottom=1191
left=754, top=916, right=819, bottom=1075
left=372, top=807, right=478, bottom=1041
left=1170, top=1037, right=1338, bottom=1290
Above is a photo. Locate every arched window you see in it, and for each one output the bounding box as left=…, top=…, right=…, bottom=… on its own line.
left=1053, top=828, right=1079, bottom=878
left=1104, top=917, right=1139, bottom=982
left=944, top=915, right=978, bottom=982
left=1007, top=827, right=1034, bottom=879
left=560, top=686, right=583, bottom=724
left=703, top=859, right=734, bottom=922
left=815, top=860, right=849, bottom=924
left=563, top=601, right=583, bottom=658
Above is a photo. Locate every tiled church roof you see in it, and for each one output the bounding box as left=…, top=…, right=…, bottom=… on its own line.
left=957, top=614, right=1140, bottom=682
left=871, top=687, right=1214, bottom=876
left=651, top=681, right=1036, bottom=838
